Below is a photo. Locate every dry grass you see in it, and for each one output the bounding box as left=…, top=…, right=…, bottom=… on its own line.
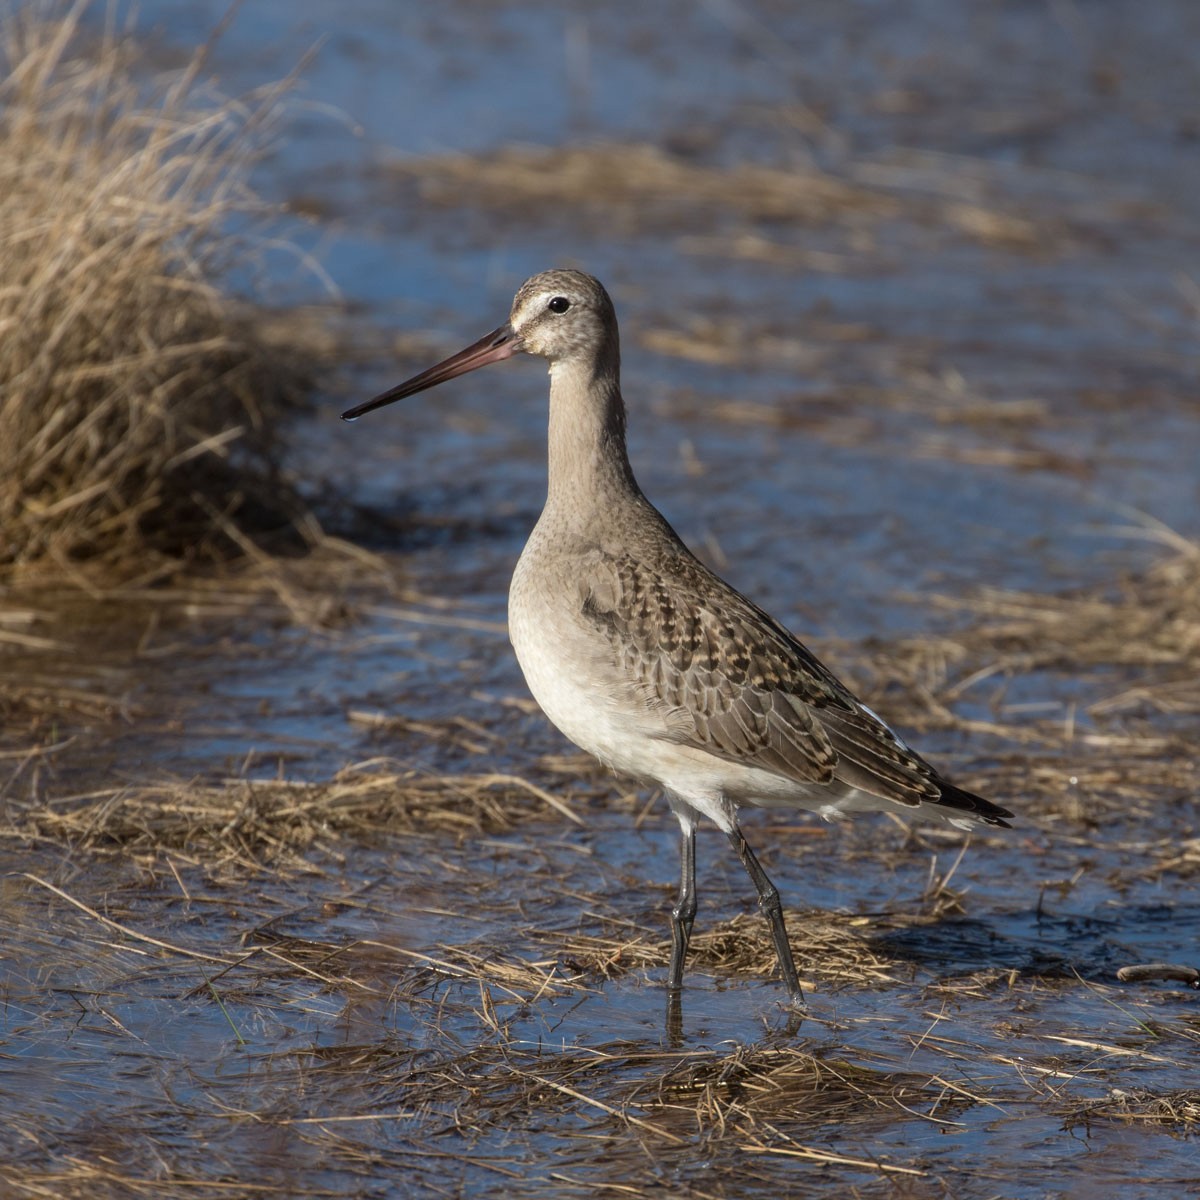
left=832, top=537, right=1200, bottom=754
left=931, top=534, right=1200, bottom=689
left=1, top=761, right=589, bottom=877
left=545, top=909, right=916, bottom=991
left=0, top=0, right=320, bottom=579
left=389, top=140, right=1088, bottom=252
left=644, top=1043, right=948, bottom=1137
left=250, top=929, right=586, bottom=1008
left=390, top=140, right=894, bottom=230
left=289, top=1021, right=953, bottom=1165
left=1063, top=1088, right=1200, bottom=1132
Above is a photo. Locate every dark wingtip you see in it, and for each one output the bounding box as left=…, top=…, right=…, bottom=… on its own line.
left=938, top=780, right=1014, bottom=828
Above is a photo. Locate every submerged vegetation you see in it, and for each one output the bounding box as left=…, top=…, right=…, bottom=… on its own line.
left=0, top=0, right=316, bottom=579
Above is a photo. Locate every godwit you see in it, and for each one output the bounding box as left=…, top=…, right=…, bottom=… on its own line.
left=344, top=269, right=1012, bottom=1003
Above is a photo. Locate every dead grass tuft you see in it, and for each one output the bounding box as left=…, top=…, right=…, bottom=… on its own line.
left=646, top=1043, right=949, bottom=1135
left=837, top=538, right=1200, bottom=754
left=1, top=762, right=585, bottom=876
left=305, top=1033, right=947, bottom=1159
left=391, top=140, right=895, bottom=230
left=0, top=1, right=320, bottom=579
left=390, top=140, right=1077, bottom=252
left=544, top=909, right=916, bottom=991
left=1064, top=1088, right=1200, bottom=1132
left=934, top=538, right=1200, bottom=688
left=247, top=930, right=585, bottom=1007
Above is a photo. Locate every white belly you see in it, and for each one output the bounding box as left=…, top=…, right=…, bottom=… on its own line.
left=509, top=594, right=634, bottom=772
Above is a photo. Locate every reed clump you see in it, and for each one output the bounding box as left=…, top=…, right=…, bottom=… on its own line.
left=0, top=1, right=316, bottom=579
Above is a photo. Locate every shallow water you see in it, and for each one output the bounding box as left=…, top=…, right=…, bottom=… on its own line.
left=3, top=1, right=1200, bottom=1197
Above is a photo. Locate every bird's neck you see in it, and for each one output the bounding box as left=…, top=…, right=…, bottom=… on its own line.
left=544, top=353, right=643, bottom=520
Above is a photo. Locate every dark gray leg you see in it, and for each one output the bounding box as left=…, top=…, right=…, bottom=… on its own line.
left=667, top=820, right=697, bottom=993
left=727, top=825, right=804, bottom=1004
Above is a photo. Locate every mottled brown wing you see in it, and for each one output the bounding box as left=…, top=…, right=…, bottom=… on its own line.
left=581, top=548, right=1012, bottom=824
left=581, top=550, right=915, bottom=792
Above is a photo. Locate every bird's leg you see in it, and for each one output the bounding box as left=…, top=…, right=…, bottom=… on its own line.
left=667, top=817, right=697, bottom=993
left=727, top=826, right=804, bottom=1004
left=665, top=990, right=685, bottom=1045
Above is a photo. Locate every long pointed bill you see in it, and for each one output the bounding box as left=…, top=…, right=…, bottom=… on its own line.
left=342, top=324, right=521, bottom=421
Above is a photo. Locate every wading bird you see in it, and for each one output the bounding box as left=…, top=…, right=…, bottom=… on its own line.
left=344, top=269, right=1012, bottom=1004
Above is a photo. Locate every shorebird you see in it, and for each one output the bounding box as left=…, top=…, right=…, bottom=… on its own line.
left=344, top=269, right=1012, bottom=1004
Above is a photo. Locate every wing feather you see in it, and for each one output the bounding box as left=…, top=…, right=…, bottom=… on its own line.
left=580, top=548, right=1011, bottom=825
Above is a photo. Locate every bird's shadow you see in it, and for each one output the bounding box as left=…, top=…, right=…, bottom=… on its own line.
left=869, top=901, right=1200, bottom=986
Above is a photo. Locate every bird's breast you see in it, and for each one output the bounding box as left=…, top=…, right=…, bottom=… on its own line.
left=508, top=541, right=656, bottom=776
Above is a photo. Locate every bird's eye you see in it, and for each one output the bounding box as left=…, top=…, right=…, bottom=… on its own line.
left=547, top=296, right=571, bottom=314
